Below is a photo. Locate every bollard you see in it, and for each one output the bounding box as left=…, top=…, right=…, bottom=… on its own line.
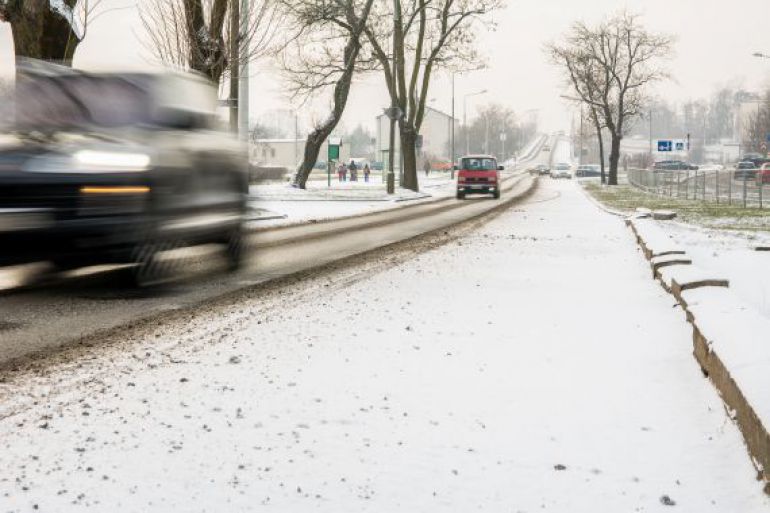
left=743, top=174, right=747, bottom=208
left=715, top=170, right=719, bottom=204
left=728, top=171, right=732, bottom=205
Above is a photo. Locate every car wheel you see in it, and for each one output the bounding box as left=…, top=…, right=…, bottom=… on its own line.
left=225, top=224, right=245, bottom=271
left=131, top=239, right=177, bottom=287
left=493, top=190, right=500, bottom=199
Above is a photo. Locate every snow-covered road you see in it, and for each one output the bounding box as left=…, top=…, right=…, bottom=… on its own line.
left=0, top=179, right=767, bottom=512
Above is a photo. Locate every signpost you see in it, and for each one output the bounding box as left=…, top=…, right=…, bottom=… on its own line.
left=327, top=138, right=342, bottom=187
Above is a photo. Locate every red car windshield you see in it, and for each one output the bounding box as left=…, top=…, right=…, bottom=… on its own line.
left=461, top=158, right=497, bottom=170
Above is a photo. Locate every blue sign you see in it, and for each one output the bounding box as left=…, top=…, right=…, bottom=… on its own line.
left=657, top=140, right=673, bottom=152
left=766, top=133, right=770, bottom=143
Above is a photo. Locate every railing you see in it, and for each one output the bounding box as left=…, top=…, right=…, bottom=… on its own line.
left=627, top=167, right=769, bottom=208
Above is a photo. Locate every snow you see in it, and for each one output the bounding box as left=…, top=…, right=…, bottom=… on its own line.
left=644, top=221, right=770, bottom=320
left=681, top=286, right=770, bottom=443
left=0, top=179, right=767, bottom=511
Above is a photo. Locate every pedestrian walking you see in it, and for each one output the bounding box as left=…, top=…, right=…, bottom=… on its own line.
left=363, top=163, right=371, bottom=183
left=423, top=159, right=431, bottom=177
left=337, top=162, right=344, bottom=182
left=349, top=160, right=358, bottom=182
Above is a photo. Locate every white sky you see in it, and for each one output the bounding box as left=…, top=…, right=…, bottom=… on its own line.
left=2, top=0, right=769, bottom=132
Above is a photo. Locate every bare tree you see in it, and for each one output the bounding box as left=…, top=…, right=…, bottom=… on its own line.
left=363, top=0, right=501, bottom=191
left=278, top=0, right=376, bottom=189
left=548, top=12, right=672, bottom=185
left=139, top=0, right=280, bottom=84
left=547, top=35, right=610, bottom=183
left=0, top=0, right=105, bottom=65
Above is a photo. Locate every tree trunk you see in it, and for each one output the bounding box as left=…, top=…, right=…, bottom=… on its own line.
left=608, top=133, right=621, bottom=186
left=400, top=124, right=419, bottom=191
left=293, top=121, right=334, bottom=189
left=596, top=125, right=606, bottom=185
left=8, top=2, right=80, bottom=65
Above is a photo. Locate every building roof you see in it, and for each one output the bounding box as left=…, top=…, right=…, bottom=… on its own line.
left=375, top=105, right=457, bottom=123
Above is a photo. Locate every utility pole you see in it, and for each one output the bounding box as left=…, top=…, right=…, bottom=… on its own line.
left=238, top=0, right=249, bottom=141
left=450, top=73, right=455, bottom=178
left=386, top=0, right=400, bottom=194
left=229, top=0, right=240, bottom=134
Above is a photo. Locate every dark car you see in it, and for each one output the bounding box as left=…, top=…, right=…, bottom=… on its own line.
left=370, top=161, right=384, bottom=171
left=734, top=161, right=758, bottom=180
left=740, top=153, right=770, bottom=169
left=575, top=164, right=601, bottom=177
left=0, top=63, right=248, bottom=286
left=652, top=160, right=699, bottom=171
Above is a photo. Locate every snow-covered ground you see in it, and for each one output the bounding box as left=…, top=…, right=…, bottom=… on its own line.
left=1, top=180, right=766, bottom=512
left=651, top=222, right=770, bottom=319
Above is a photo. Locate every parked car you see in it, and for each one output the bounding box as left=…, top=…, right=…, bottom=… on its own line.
left=575, top=164, right=601, bottom=177
left=652, top=160, right=698, bottom=171
left=542, top=145, right=551, bottom=152
left=756, top=163, right=770, bottom=184
left=550, top=162, right=572, bottom=179
left=313, top=161, right=327, bottom=170
left=734, top=161, right=758, bottom=180
left=370, top=161, right=384, bottom=171
left=0, top=63, right=248, bottom=286
left=533, top=164, right=550, bottom=175
left=432, top=160, right=453, bottom=171
left=456, top=155, right=502, bottom=199
left=740, top=152, right=770, bottom=169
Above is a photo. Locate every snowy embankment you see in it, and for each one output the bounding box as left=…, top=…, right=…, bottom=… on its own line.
left=628, top=217, right=770, bottom=492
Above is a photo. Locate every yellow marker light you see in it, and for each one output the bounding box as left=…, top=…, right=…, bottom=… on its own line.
left=80, top=186, right=151, bottom=194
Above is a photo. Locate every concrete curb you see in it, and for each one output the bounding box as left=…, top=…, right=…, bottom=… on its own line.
left=627, top=218, right=770, bottom=494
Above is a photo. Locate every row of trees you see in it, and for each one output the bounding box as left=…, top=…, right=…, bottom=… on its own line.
left=458, top=103, right=536, bottom=161
left=547, top=12, right=673, bottom=185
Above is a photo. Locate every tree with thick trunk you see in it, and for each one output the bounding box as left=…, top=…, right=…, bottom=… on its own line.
left=1, top=0, right=99, bottom=65
left=364, top=0, right=501, bottom=191
left=279, top=0, right=376, bottom=189
left=548, top=12, right=672, bottom=185
left=140, top=0, right=279, bottom=84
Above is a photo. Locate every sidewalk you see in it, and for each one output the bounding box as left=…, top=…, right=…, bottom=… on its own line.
left=0, top=179, right=766, bottom=511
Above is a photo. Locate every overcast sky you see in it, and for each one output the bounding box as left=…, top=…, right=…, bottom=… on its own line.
left=2, top=0, right=769, bottom=133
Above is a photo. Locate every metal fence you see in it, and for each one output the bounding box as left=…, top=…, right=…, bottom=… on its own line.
left=627, top=167, right=769, bottom=208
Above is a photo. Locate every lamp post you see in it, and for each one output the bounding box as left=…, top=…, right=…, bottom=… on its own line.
left=464, top=89, right=487, bottom=154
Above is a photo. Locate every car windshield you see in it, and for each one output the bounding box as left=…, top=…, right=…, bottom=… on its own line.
left=462, top=158, right=497, bottom=170
left=11, top=75, right=154, bottom=131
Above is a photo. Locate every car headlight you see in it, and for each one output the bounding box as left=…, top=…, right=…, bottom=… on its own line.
left=73, top=150, right=151, bottom=171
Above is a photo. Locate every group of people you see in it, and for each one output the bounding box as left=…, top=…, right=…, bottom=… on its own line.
left=337, top=160, right=371, bottom=182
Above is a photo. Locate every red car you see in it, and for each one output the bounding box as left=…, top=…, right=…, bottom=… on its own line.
left=756, top=163, right=770, bottom=184
left=456, top=155, right=503, bottom=199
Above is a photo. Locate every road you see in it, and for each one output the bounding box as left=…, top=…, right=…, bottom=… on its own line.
left=0, top=154, right=544, bottom=365
left=0, top=173, right=767, bottom=512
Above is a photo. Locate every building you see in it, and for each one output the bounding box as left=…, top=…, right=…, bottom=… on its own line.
left=251, top=138, right=350, bottom=170
left=375, top=106, right=459, bottom=169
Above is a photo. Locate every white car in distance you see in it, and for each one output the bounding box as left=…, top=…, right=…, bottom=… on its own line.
left=550, top=162, right=572, bottom=179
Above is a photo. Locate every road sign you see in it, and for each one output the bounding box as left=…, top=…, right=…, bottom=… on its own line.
left=383, top=107, right=404, bottom=121
left=499, top=133, right=507, bottom=142
left=766, top=133, right=770, bottom=143
left=675, top=141, right=685, bottom=151
left=657, top=140, right=673, bottom=152
left=328, top=138, right=342, bottom=161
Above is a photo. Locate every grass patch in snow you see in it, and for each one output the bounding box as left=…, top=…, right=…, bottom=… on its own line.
left=583, top=182, right=770, bottom=232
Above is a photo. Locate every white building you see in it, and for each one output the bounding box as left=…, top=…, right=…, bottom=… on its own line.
left=251, top=138, right=350, bottom=169
left=375, top=106, right=459, bottom=168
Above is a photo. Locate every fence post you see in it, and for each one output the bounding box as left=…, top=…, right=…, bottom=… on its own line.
left=716, top=170, right=719, bottom=204
left=728, top=170, right=732, bottom=205
left=743, top=171, right=746, bottom=208
left=702, top=171, right=706, bottom=201
left=760, top=180, right=764, bottom=209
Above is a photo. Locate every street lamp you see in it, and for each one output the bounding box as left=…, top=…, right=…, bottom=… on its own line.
left=464, top=89, right=487, bottom=154
left=752, top=52, right=770, bottom=59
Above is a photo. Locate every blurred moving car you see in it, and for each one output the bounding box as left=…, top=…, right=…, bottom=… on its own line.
left=0, top=62, right=248, bottom=286
left=550, top=162, right=572, bottom=179
left=456, top=155, right=502, bottom=199
left=652, top=160, right=699, bottom=171
left=734, top=161, right=758, bottom=180
left=575, top=164, right=601, bottom=177
left=533, top=164, right=550, bottom=175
